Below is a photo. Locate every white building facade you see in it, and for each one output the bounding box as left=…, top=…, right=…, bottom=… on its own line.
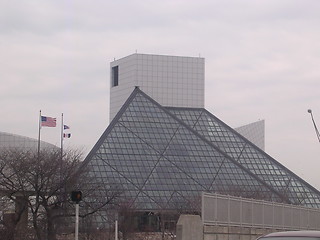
left=235, top=120, right=265, bottom=150
left=0, top=131, right=57, bottom=151
left=110, top=53, right=205, bottom=120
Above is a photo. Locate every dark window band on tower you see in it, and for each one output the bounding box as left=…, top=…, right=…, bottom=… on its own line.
left=112, top=66, right=119, bottom=87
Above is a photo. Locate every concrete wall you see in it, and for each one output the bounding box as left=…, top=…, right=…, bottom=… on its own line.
left=203, top=225, right=283, bottom=240
left=177, top=214, right=297, bottom=240
left=176, top=215, right=203, bottom=240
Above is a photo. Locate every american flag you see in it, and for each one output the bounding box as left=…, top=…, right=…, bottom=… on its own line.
left=41, top=116, right=56, bottom=127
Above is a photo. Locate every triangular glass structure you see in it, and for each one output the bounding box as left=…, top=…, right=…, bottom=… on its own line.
left=83, top=88, right=320, bottom=212
left=166, top=107, right=320, bottom=207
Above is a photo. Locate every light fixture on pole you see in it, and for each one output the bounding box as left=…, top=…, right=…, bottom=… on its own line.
left=71, top=191, right=82, bottom=240
left=308, top=109, right=320, bottom=143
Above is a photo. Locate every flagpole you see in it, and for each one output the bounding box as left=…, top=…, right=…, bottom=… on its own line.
left=60, top=113, right=64, bottom=205
left=61, top=113, right=64, bottom=160
left=38, top=110, right=42, bottom=156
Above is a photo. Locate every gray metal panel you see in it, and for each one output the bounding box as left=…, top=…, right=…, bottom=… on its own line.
left=263, top=203, right=274, bottom=227
left=241, top=201, right=252, bottom=225
left=283, top=206, right=293, bottom=228
left=273, top=204, right=283, bottom=226
left=300, top=210, right=309, bottom=228
left=292, top=208, right=301, bottom=228
left=229, top=199, right=241, bottom=224
left=216, top=198, right=228, bottom=223
left=252, top=202, right=264, bottom=225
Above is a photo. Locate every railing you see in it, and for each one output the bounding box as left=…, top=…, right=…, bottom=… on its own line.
left=202, top=192, right=320, bottom=230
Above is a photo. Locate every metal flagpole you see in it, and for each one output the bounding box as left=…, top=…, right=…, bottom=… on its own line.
left=37, top=110, right=42, bottom=157
left=61, top=113, right=64, bottom=159
left=60, top=113, right=64, bottom=206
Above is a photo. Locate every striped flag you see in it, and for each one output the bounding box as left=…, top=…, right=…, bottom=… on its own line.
left=41, top=116, right=56, bottom=127
left=63, top=133, right=71, bottom=138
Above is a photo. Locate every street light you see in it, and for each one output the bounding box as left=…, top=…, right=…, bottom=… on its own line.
left=71, top=191, right=82, bottom=240
left=307, top=109, right=320, bottom=143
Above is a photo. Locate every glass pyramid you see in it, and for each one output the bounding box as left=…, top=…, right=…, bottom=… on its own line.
left=83, top=88, right=320, bottom=212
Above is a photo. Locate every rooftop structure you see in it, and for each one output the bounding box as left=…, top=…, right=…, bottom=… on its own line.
left=110, top=53, right=205, bottom=120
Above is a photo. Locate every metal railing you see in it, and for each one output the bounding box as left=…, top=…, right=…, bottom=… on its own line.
left=202, top=192, right=320, bottom=230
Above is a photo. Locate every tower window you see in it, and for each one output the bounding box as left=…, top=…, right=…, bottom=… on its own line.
left=112, top=66, right=119, bottom=87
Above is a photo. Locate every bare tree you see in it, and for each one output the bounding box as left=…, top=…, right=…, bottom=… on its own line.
left=117, top=200, right=136, bottom=240
left=0, top=147, right=123, bottom=240
left=0, top=148, right=84, bottom=240
left=0, top=195, right=28, bottom=240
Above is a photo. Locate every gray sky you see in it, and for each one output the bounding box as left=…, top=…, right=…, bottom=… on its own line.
left=1, top=0, right=320, bottom=188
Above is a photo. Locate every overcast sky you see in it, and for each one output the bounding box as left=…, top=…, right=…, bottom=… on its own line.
left=1, top=0, right=320, bottom=188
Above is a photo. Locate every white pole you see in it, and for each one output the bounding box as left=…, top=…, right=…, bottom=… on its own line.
left=115, top=220, right=118, bottom=240
left=75, top=204, right=79, bottom=240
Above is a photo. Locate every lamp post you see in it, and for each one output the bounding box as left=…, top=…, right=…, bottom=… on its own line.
left=71, top=191, right=82, bottom=240
left=308, top=109, right=320, bottom=143
left=115, top=212, right=119, bottom=240
left=115, top=219, right=118, bottom=240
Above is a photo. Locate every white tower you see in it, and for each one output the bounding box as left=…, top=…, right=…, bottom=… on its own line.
left=109, top=53, right=205, bottom=120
